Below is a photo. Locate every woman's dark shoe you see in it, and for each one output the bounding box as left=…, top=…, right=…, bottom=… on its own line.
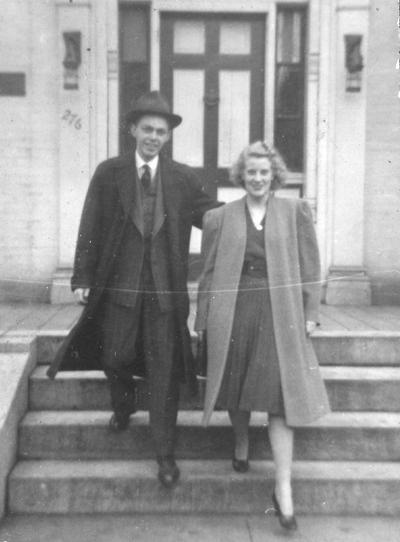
left=272, top=491, right=298, bottom=531
left=232, top=456, right=249, bottom=473
left=109, top=412, right=130, bottom=432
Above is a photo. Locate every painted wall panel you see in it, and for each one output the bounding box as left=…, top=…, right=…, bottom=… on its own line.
left=173, top=70, right=204, bottom=167
left=218, top=71, right=250, bottom=168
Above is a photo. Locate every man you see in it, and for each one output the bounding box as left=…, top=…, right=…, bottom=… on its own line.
left=47, top=91, right=219, bottom=488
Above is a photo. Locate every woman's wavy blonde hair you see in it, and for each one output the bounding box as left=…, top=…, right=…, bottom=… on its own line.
left=230, top=141, right=288, bottom=191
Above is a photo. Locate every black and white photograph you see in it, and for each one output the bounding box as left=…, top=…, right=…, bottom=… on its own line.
left=0, top=0, right=399, bottom=540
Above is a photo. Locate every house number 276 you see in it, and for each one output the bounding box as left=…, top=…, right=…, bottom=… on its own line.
left=62, top=109, right=82, bottom=130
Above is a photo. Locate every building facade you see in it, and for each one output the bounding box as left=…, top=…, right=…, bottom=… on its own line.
left=0, top=0, right=399, bottom=304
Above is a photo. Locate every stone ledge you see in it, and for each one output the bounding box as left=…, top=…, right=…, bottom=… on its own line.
left=9, top=459, right=400, bottom=515
left=28, top=365, right=400, bottom=412
left=0, top=340, right=36, bottom=519
left=18, top=410, right=400, bottom=462
left=0, top=336, right=36, bottom=353
left=35, top=331, right=400, bottom=366
left=325, top=267, right=372, bottom=305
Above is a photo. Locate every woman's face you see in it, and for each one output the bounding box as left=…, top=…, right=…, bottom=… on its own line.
left=243, top=156, right=273, bottom=200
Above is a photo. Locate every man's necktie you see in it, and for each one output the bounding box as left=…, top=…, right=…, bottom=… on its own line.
left=141, top=164, right=151, bottom=194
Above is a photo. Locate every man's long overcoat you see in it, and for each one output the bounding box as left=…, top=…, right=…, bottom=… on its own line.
left=47, top=153, right=217, bottom=388
left=195, top=196, right=331, bottom=426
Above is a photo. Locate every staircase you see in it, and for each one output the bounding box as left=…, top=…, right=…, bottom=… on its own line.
left=7, top=328, right=400, bottom=515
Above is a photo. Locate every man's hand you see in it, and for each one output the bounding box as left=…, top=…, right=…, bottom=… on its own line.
left=306, top=320, right=317, bottom=336
left=74, top=288, right=90, bottom=305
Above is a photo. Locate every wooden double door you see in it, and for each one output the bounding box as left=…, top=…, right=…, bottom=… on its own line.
left=160, top=14, right=265, bottom=197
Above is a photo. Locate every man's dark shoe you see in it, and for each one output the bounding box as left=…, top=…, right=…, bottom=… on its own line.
left=232, top=456, right=250, bottom=473
left=109, top=412, right=130, bottom=432
left=157, top=456, right=180, bottom=488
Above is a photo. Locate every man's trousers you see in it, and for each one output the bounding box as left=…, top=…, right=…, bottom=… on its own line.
left=98, top=292, right=180, bottom=459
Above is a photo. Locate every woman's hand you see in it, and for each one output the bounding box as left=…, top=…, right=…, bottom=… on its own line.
left=305, top=320, right=317, bottom=336
left=74, top=288, right=90, bottom=305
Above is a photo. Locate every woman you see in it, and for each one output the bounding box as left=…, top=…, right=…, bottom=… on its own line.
left=195, top=141, right=330, bottom=530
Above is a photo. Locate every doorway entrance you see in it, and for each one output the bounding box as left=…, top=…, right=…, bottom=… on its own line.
left=160, top=14, right=265, bottom=197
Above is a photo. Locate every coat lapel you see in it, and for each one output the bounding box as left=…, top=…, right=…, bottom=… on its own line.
left=264, top=196, right=287, bottom=289
left=159, top=156, right=179, bottom=223
left=152, top=166, right=166, bottom=238
left=202, top=198, right=247, bottom=424
left=220, top=197, right=247, bottom=283
left=116, top=155, right=143, bottom=236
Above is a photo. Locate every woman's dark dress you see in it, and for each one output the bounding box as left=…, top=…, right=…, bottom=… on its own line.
left=217, top=205, right=284, bottom=414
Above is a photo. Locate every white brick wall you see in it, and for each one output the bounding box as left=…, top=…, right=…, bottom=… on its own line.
left=365, top=0, right=400, bottom=303
left=0, top=0, right=58, bottom=301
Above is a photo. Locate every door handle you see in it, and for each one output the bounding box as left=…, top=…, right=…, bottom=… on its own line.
left=204, top=90, right=219, bottom=107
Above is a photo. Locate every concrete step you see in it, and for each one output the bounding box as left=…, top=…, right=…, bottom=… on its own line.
left=18, top=411, right=400, bottom=462
left=4, top=514, right=400, bottom=542
left=30, top=367, right=206, bottom=411
left=8, top=459, right=400, bottom=515
left=35, top=331, right=400, bottom=366
left=0, top=335, right=35, bottom=353
left=312, top=332, right=400, bottom=366
left=29, top=365, right=400, bottom=412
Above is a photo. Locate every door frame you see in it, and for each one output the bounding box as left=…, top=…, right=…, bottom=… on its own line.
left=152, top=2, right=274, bottom=159
left=150, top=0, right=311, bottom=191
left=159, top=11, right=266, bottom=194
left=111, top=0, right=336, bottom=278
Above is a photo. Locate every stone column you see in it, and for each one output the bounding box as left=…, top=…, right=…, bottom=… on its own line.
left=305, top=0, right=336, bottom=287
left=325, top=0, right=371, bottom=305
left=106, top=0, right=119, bottom=158
left=51, top=0, right=91, bottom=302
left=51, top=0, right=118, bottom=302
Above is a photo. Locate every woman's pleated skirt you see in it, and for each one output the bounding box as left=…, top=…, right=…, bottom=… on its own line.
left=216, top=274, right=284, bottom=414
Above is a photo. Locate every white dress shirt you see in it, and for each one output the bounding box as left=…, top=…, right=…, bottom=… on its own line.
left=135, top=151, right=159, bottom=184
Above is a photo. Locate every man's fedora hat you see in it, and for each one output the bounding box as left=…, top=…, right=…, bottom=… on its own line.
left=126, top=91, right=182, bottom=129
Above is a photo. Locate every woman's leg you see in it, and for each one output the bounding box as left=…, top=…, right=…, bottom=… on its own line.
left=268, top=415, right=294, bottom=516
left=229, top=410, right=251, bottom=460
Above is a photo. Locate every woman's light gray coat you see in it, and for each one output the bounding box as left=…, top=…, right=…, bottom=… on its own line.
left=195, top=196, right=331, bottom=427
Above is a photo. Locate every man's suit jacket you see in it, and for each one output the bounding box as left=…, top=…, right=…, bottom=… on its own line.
left=47, top=152, right=218, bottom=385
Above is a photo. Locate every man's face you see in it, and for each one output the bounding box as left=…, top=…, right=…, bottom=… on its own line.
left=130, top=115, right=171, bottom=161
